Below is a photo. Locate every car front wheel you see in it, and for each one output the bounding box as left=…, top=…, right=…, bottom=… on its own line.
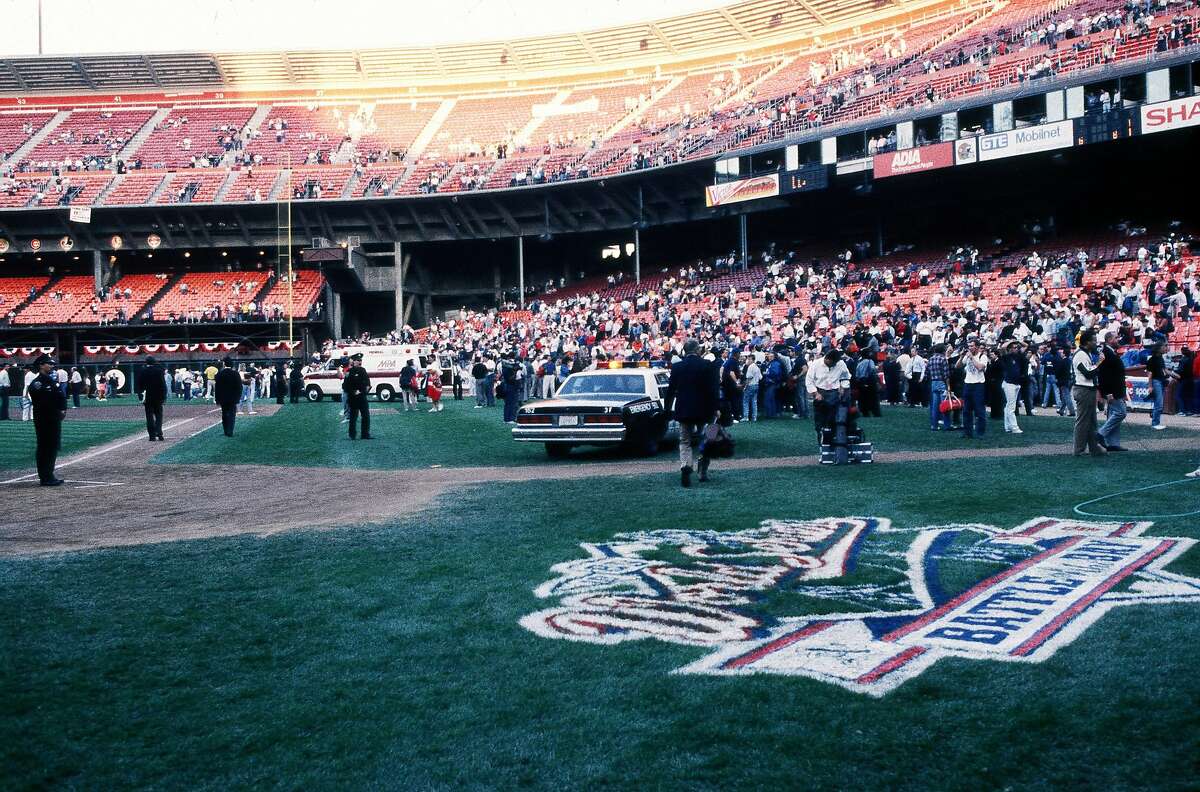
left=305, top=385, right=323, bottom=402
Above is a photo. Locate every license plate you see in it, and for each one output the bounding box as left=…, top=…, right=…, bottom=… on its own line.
left=558, top=415, right=578, bottom=427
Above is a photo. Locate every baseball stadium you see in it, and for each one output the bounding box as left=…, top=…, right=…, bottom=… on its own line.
left=2, top=0, right=1199, bottom=787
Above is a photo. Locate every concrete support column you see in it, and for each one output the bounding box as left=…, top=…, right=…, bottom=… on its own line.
left=517, top=236, right=525, bottom=309
left=92, top=249, right=103, bottom=295
left=739, top=213, right=748, bottom=270
left=634, top=227, right=641, bottom=284
left=393, top=241, right=404, bottom=332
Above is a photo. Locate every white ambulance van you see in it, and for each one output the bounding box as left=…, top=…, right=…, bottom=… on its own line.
left=303, top=344, right=439, bottom=402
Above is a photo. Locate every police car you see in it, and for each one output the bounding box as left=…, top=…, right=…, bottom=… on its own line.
left=512, top=365, right=679, bottom=457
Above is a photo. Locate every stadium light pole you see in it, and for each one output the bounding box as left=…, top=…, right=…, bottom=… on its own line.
left=517, top=236, right=525, bottom=310
left=37, top=0, right=43, bottom=55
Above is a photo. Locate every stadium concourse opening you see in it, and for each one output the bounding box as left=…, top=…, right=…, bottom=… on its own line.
left=3, top=0, right=1200, bottom=786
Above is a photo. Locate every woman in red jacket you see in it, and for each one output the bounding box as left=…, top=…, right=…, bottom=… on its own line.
left=424, top=365, right=443, bottom=413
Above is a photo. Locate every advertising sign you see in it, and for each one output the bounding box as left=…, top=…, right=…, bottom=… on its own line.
left=1140, top=96, right=1200, bottom=135
left=69, top=206, right=92, bottom=223
left=1125, top=376, right=1153, bottom=411
left=977, top=120, right=1074, bottom=161
left=873, top=142, right=954, bottom=178
left=705, top=174, right=780, bottom=207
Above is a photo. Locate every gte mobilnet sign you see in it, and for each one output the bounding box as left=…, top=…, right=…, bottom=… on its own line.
left=977, top=120, right=1074, bottom=161
left=872, top=142, right=954, bottom=178
left=1141, top=96, right=1200, bottom=134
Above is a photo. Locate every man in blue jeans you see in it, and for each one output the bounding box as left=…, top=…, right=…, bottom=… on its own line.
left=961, top=338, right=990, bottom=438
left=1096, top=331, right=1128, bottom=451
left=926, top=344, right=951, bottom=430
left=1146, top=342, right=1175, bottom=430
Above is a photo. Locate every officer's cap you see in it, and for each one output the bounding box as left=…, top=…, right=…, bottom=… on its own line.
left=34, top=354, right=55, bottom=366
left=350, top=352, right=364, bottom=361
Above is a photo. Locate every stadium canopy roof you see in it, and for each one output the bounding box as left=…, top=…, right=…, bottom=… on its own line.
left=0, top=0, right=943, bottom=95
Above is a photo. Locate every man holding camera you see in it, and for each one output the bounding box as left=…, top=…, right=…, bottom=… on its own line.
left=961, top=337, right=991, bottom=439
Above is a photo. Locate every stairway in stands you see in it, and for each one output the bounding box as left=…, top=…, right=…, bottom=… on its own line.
left=116, top=107, right=171, bottom=163
left=5, top=111, right=70, bottom=165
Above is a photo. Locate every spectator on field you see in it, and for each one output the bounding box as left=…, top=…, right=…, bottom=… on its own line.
left=1071, top=330, right=1107, bottom=457
left=1096, top=331, right=1128, bottom=452
left=665, top=338, right=721, bottom=488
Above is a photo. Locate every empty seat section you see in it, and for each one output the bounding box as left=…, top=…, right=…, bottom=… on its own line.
left=0, top=277, right=51, bottom=317
left=358, top=102, right=439, bottom=159
left=151, top=272, right=267, bottom=320
left=257, top=270, right=326, bottom=317
left=103, top=171, right=169, bottom=205
left=0, top=111, right=55, bottom=161
left=21, top=108, right=154, bottom=170
left=136, top=105, right=257, bottom=169
left=67, top=273, right=168, bottom=324
left=33, top=172, right=114, bottom=206
left=243, top=104, right=357, bottom=165
left=12, top=276, right=97, bottom=324
left=157, top=171, right=227, bottom=204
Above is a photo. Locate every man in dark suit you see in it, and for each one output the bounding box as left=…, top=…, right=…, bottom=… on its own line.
left=137, top=355, right=168, bottom=441
left=214, top=357, right=243, bottom=437
left=664, top=338, right=721, bottom=488
left=1096, top=330, right=1128, bottom=452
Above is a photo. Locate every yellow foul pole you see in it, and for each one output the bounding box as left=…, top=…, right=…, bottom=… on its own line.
left=286, top=152, right=294, bottom=349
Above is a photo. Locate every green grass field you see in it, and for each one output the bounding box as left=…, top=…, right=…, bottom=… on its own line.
left=152, top=396, right=1199, bottom=470
left=0, top=418, right=142, bottom=475
left=3, top=440, right=1200, bottom=788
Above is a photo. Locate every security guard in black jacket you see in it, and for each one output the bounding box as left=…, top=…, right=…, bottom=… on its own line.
left=343, top=352, right=372, bottom=440
left=29, top=354, right=67, bottom=486
left=288, top=361, right=304, bottom=404
left=664, top=339, right=721, bottom=488
left=213, top=357, right=244, bottom=437
left=138, top=355, right=168, bottom=441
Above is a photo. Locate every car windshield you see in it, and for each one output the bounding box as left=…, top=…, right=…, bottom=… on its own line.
left=557, top=374, right=646, bottom=396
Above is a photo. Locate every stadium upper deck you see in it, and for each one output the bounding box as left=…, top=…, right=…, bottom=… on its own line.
left=1, top=0, right=1193, bottom=209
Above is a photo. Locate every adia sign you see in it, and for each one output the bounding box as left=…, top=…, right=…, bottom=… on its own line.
left=521, top=515, right=1200, bottom=696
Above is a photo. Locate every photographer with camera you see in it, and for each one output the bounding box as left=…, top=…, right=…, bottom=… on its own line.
left=1000, top=340, right=1026, bottom=434
left=961, top=336, right=991, bottom=439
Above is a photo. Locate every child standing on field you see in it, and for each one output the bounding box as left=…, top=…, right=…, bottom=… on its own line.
left=425, top=365, right=443, bottom=412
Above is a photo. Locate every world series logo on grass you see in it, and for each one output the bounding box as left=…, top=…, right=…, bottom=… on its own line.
left=520, top=517, right=1200, bottom=696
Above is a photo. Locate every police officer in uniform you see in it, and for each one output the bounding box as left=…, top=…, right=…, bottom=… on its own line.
left=273, top=363, right=287, bottom=405
left=29, top=354, right=67, bottom=486
left=343, top=352, right=372, bottom=440
left=288, top=360, right=304, bottom=404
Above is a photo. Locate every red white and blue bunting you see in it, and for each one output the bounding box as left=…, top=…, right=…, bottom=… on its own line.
left=0, top=346, right=55, bottom=358
left=79, top=341, right=301, bottom=356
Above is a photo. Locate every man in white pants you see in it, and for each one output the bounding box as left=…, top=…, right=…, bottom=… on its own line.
left=999, top=340, right=1024, bottom=434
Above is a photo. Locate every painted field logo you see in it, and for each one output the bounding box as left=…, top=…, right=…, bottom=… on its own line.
left=520, top=517, right=1200, bottom=696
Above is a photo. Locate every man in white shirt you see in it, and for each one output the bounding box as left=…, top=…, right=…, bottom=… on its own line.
left=896, top=350, right=912, bottom=404
left=22, top=366, right=37, bottom=421
left=0, top=365, right=10, bottom=420
left=806, top=348, right=851, bottom=436
left=1071, top=330, right=1107, bottom=457
left=961, top=337, right=991, bottom=438
left=908, top=349, right=927, bottom=407
left=742, top=357, right=762, bottom=422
